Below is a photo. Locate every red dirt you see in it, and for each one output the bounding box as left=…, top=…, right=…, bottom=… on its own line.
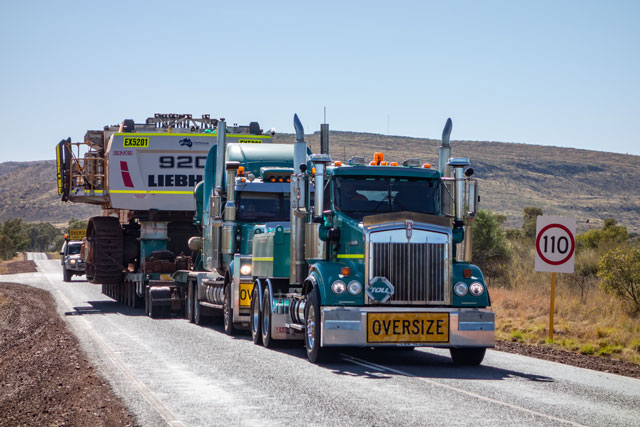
left=0, top=282, right=135, bottom=426
left=495, top=340, right=640, bottom=379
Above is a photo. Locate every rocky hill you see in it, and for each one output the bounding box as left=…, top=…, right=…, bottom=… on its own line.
left=0, top=161, right=100, bottom=225
left=1, top=132, right=638, bottom=233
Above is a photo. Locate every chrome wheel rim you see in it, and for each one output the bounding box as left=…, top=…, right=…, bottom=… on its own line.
left=306, top=305, right=315, bottom=349
left=262, top=296, right=270, bottom=337
left=251, top=290, right=259, bottom=334
left=224, top=288, right=230, bottom=328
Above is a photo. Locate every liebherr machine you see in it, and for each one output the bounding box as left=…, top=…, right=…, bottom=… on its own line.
left=56, top=114, right=272, bottom=316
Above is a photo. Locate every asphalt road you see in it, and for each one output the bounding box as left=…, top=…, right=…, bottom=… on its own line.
left=3, top=254, right=640, bottom=426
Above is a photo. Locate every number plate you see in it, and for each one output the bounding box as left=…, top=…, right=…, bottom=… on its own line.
left=239, top=283, right=253, bottom=307
left=367, top=312, right=449, bottom=343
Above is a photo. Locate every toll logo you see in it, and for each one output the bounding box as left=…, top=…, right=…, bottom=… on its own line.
left=366, top=277, right=395, bottom=303
left=178, top=138, right=209, bottom=148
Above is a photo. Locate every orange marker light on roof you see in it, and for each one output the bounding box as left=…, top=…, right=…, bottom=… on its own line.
left=311, top=167, right=316, bottom=174
left=278, top=178, right=283, bottom=182
left=422, top=163, right=431, bottom=168
left=391, top=161, right=399, bottom=166
left=373, top=152, right=384, bottom=165
left=237, top=166, right=245, bottom=176
left=369, top=161, right=376, bottom=166
left=380, top=161, right=388, bottom=166
left=334, top=161, right=342, bottom=166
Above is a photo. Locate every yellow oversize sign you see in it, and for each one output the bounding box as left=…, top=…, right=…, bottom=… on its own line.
left=239, top=282, right=253, bottom=307
left=367, top=312, right=449, bottom=343
left=69, top=228, right=86, bottom=240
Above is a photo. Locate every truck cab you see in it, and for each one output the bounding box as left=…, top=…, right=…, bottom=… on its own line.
left=249, top=115, right=495, bottom=365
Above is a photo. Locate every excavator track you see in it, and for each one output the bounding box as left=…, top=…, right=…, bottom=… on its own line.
left=86, top=216, right=123, bottom=285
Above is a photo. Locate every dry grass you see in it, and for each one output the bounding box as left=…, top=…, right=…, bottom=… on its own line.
left=492, top=262, right=640, bottom=365
left=0, top=253, right=23, bottom=274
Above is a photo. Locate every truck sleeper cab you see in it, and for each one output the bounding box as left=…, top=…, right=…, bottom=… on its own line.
left=249, top=115, right=495, bottom=365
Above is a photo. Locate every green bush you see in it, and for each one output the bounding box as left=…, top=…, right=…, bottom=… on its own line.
left=472, top=209, right=511, bottom=284
left=0, top=234, right=15, bottom=260
left=597, top=246, right=640, bottom=311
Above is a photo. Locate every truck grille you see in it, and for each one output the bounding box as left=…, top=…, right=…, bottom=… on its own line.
left=370, top=242, right=447, bottom=304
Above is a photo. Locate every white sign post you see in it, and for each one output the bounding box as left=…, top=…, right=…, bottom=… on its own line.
left=534, top=216, right=576, bottom=341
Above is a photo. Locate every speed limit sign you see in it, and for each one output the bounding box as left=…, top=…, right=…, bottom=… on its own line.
left=534, top=216, right=576, bottom=273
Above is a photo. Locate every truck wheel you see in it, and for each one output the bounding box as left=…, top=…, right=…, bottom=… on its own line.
left=194, top=292, right=205, bottom=325
left=63, top=268, right=71, bottom=282
left=223, top=283, right=236, bottom=335
left=449, top=348, right=486, bottom=366
left=261, top=287, right=274, bottom=348
left=149, top=298, right=158, bottom=319
left=187, top=281, right=195, bottom=323
left=144, top=287, right=150, bottom=316
left=250, top=285, right=262, bottom=345
left=304, top=290, right=327, bottom=363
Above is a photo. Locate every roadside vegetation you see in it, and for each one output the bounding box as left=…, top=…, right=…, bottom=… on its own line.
left=474, top=208, right=640, bottom=365
left=0, top=218, right=87, bottom=260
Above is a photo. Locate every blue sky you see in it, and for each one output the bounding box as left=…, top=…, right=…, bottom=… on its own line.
left=1, top=0, right=638, bottom=162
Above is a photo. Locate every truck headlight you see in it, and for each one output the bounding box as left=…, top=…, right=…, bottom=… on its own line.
left=240, top=264, right=252, bottom=276
left=454, top=282, right=468, bottom=297
left=347, top=280, right=362, bottom=295
left=469, top=282, right=484, bottom=296
left=70, top=259, right=76, bottom=265
left=331, top=280, right=346, bottom=295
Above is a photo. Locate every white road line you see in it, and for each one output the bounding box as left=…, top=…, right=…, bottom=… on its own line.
left=37, top=259, right=184, bottom=427
left=340, top=354, right=589, bottom=427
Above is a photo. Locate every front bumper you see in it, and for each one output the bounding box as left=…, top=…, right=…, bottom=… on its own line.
left=65, top=262, right=86, bottom=272
left=320, top=306, right=495, bottom=348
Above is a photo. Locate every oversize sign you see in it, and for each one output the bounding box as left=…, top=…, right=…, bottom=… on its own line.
left=534, top=216, right=576, bottom=273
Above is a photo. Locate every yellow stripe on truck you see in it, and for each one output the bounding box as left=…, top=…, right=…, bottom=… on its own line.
left=253, top=257, right=274, bottom=262
left=337, top=254, right=365, bottom=259
left=110, top=190, right=194, bottom=195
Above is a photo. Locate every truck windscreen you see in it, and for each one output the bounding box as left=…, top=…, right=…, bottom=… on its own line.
left=68, top=244, right=82, bottom=255
left=335, top=176, right=440, bottom=221
left=236, top=191, right=290, bottom=221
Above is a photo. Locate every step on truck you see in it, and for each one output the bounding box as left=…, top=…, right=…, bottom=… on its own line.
left=56, top=114, right=273, bottom=317
left=187, top=114, right=495, bottom=364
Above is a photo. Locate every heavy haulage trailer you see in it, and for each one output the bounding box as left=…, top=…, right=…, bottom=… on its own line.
left=181, top=114, right=495, bottom=364
left=56, top=114, right=272, bottom=316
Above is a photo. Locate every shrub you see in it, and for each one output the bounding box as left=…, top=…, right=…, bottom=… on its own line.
left=472, top=209, right=511, bottom=284
left=579, top=343, right=596, bottom=355
left=597, top=246, right=640, bottom=311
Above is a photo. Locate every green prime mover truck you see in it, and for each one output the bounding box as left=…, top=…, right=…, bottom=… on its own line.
left=182, top=114, right=495, bottom=365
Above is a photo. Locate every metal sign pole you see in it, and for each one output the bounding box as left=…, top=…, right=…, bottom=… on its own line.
left=549, top=272, right=556, bottom=341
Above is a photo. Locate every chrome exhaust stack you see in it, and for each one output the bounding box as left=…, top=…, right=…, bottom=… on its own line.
left=290, top=114, right=309, bottom=285
left=215, top=120, right=227, bottom=190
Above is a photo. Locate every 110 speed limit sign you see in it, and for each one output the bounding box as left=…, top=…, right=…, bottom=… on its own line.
left=534, top=216, right=576, bottom=273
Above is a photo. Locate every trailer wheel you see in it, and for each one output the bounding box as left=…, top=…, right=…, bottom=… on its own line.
left=304, top=289, right=328, bottom=363
left=261, top=287, right=274, bottom=348
left=223, top=283, right=236, bottom=335
left=187, top=280, right=195, bottom=323
left=449, top=348, right=486, bottom=366
left=250, top=285, right=262, bottom=345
